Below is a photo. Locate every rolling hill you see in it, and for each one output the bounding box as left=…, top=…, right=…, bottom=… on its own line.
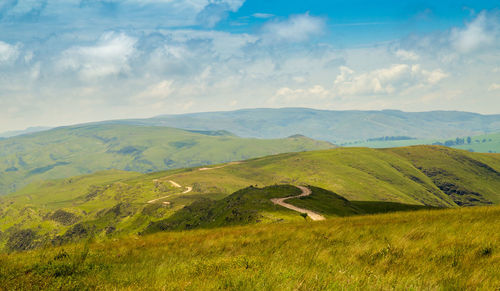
left=1, top=146, right=499, bottom=252
left=101, top=108, right=500, bottom=142
left=0, top=124, right=334, bottom=195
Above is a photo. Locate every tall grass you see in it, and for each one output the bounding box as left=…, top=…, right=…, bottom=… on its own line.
left=1, top=206, right=498, bottom=290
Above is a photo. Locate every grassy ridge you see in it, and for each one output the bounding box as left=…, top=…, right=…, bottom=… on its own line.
left=0, top=124, right=334, bottom=194
left=1, top=206, right=498, bottom=290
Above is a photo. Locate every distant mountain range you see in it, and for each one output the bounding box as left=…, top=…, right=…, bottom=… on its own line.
left=4, top=108, right=500, bottom=142
left=0, top=126, right=51, bottom=138
left=99, top=108, right=500, bottom=142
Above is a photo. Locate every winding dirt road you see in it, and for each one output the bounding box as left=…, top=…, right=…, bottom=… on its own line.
left=198, top=161, right=242, bottom=171
left=147, top=180, right=192, bottom=204
left=148, top=163, right=324, bottom=222
left=270, top=186, right=325, bottom=221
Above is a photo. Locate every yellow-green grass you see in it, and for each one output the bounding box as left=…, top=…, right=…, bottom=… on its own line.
left=1, top=206, right=498, bottom=290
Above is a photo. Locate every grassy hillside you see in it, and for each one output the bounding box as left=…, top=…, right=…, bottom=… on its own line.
left=143, top=185, right=432, bottom=234
left=0, top=124, right=334, bottom=194
left=1, top=206, right=498, bottom=290
left=342, top=132, right=500, bottom=153
left=142, top=185, right=305, bottom=234
left=287, top=186, right=431, bottom=216
left=388, top=146, right=500, bottom=205
left=1, top=146, right=499, bottom=252
left=104, top=108, right=500, bottom=142
left=148, top=146, right=500, bottom=207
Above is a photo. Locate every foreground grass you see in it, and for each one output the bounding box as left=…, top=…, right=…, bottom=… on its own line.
left=1, top=206, right=498, bottom=290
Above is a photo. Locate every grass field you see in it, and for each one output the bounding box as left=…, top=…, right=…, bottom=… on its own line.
left=0, top=205, right=498, bottom=290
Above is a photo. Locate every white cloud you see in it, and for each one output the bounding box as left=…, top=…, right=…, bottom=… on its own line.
left=262, top=13, right=325, bottom=43
left=133, top=80, right=174, bottom=102
left=333, top=64, right=448, bottom=96
left=0, top=41, right=21, bottom=64
left=0, top=0, right=46, bottom=19
left=489, top=83, right=500, bottom=91
left=424, top=69, right=448, bottom=84
left=253, top=13, right=274, bottom=19
left=30, top=62, right=41, bottom=80
left=450, top=11, right=499, bottom=53
left=195, top=0, right=246, bottom=27
left=58, top=32, right=137, bottom=80
left=270, top=85, right=330, bottom=104
left=395, top=49, right=419, bottom=61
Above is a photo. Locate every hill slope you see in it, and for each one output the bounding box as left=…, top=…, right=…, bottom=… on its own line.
left=143, top=185, right=432, bottom=234
left=103, top=108, right=500, bottom=142
left=1, top=146, right=499, bottom=251
left=0, top=124, right=334, bottom=194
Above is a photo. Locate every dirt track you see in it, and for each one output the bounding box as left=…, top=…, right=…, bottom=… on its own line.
left=270, top=186, right=325, bottom=221
left=147, top=180, right=192, bottom=204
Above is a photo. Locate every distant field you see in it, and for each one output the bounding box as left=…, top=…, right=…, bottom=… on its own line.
left=1, top=206, right=498, bottom=290
left=342, top=132, right=500, bottom=153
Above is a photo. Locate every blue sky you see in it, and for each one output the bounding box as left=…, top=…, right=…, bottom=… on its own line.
left=0, top=0, right=499, bottom=131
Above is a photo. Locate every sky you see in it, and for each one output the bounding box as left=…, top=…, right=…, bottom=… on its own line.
left=0, top=0, right=499, bottom=132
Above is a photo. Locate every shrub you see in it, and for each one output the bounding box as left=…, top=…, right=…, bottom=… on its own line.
left=6, top=229, right=37, bottom=251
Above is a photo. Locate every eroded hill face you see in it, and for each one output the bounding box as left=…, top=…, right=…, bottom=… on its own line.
left=387, top=146, right=500, bottom=206
left=0, top=146, right=499, bottom=251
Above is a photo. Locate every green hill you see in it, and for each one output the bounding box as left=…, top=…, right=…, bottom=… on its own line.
left=0, top=146, right=499, bottom=251
left=0, top=124, right=334, bottom=195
